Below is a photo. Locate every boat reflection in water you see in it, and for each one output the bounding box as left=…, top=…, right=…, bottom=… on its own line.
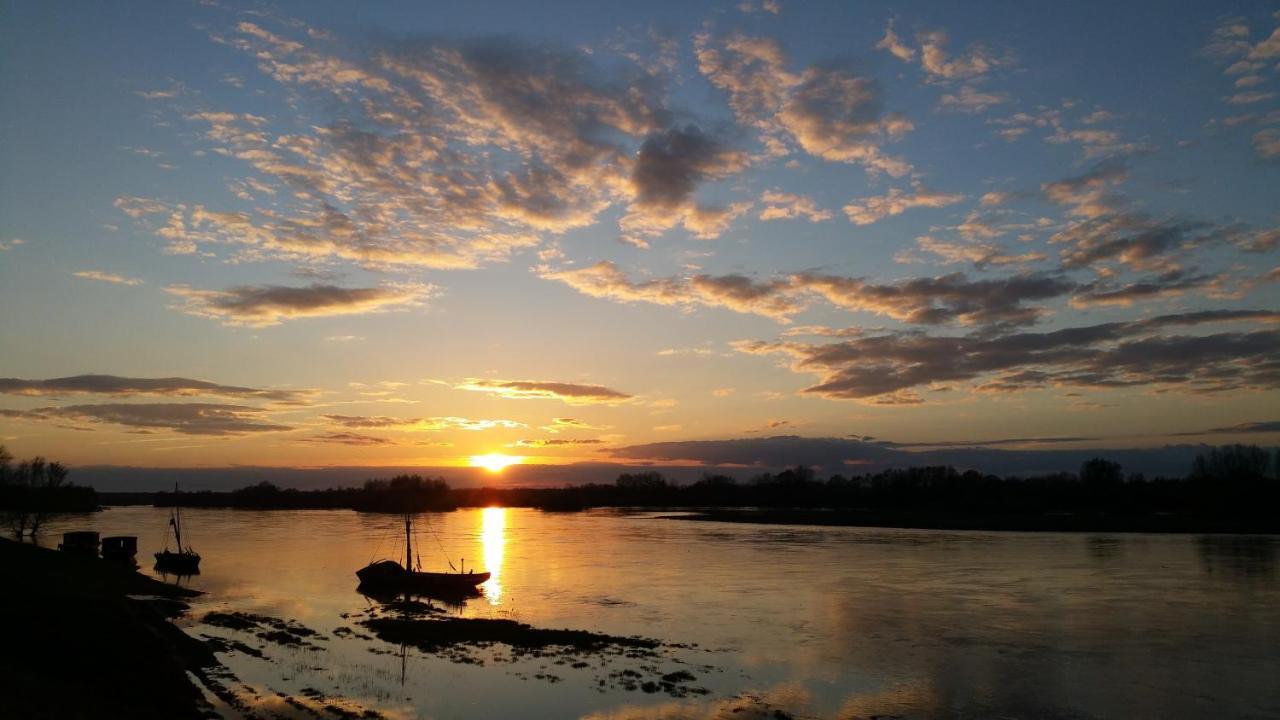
left=481, top=507, right=505, bottom=604
left=154, top=566, right=200, bottom=588
left=356, top=582, right=482, bottom=612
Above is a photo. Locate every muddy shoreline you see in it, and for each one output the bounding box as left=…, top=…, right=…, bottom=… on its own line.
left=0, top=538, right=216, bottom=719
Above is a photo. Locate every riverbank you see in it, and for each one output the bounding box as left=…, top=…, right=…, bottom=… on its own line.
left=666, top=508, right=1280, bottom=533
left=0, top=538, right=216, bottom=719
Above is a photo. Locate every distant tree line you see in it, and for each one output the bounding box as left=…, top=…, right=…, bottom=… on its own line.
left=100, top=445, right=1280, bottom=528
left=0, top=445, right=98, bottom=538
left=148, top=474, right=455, bottom=513
left=455, top=446, right=1280, bottom=518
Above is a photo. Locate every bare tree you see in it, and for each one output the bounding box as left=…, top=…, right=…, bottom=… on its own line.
left=0, top=449, right=73, bottom=539
left=4, top=455, right=33, bottom=539
left=28, top=460, right=68, bottom=537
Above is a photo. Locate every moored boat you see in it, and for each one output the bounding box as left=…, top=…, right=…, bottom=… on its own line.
left=58, top=530, right=100, bottom=555
left=356, top=513, right=489, bottom=592
left=155, top=487, right=200, bottom=574
left=101, top=535, right=138, bottom=565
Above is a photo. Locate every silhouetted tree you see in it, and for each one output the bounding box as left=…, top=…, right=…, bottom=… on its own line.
left=356, top=474, right=452, bottom=512
left=0, top=447, right=79, bottom=538
left=694, top=472, right=737, bottom=487
left=1080, top=458, right=1123, bottom=486
left=232, top=481, right=284, bottom=507
left=1190, top=444, right=1272, bottom=484
left=27, top=460, right=68, bottom=536
left=615, top=471, right=667, bottom=489
left=0, top=445, right=23, bottom=537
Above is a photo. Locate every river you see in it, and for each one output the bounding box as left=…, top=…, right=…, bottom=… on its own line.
left=39, top=507, right=1280, bottom=719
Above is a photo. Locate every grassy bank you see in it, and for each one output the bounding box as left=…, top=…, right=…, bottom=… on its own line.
left=0, top=539, right=216, bottom=719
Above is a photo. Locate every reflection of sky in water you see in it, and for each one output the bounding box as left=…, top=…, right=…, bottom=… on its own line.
left=481, top=506, right=505, bottom=604
left=38, top=509, right=1280, bottom=719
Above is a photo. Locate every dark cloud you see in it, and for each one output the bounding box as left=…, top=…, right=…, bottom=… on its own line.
left=608, top=435, right=901, bottom=467
left=0, top=374, right=307, bottom=403
left=631, top=125, right=744, bottom=209
left=2, top=403, right=291, bottom=435
left=1173, top=420, right=1280, bottom=436
left=737, top=310, right=1280, bottom=401
left=1070, top=270, right=1213, bottom=308
left=888, top=436, right=1103, bottom=448
left=166, top=282, right=433, bottom=326
left=792, top=271, right=1075, bottom=328
left=609, top=434, right=1211, bottom=477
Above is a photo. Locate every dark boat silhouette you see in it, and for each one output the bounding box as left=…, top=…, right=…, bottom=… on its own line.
left=102, top=535, right=138, bottom=566
left=356, top=512, right=489, bottom=593
left=154, top=488, right=200, bottom=574
left=58, top=531, right=100, bottom=555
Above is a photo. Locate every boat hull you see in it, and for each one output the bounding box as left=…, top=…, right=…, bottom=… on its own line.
left=356, top=560, right=489, bottom=591
left=154, top=550, right=201, bottom=574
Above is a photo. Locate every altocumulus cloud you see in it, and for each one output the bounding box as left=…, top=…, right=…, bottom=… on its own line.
left=299, top=432, right=396, bottom=446
left=541, top=417, right=606, bottom=432
left=322, top=414, right=525, bottom=431
left=542, top=262, right=1079, bottom=328
left=73, top=270, right=145, bottom=286
left=0, top=374, right=308, bottom=403
left=695, top=32, right=913, bottom=175
left=165, top=283, right=434, bottom=326
left=454, top=379, right=633, bottom=405
left=539, top=261, right=804, bottom=321
left=842, top=185, right=965, bottom=225
left=118, top=18, right=762, bottom=269
left=511, top=438, right=606, bottom=447
left=0, top=403, right=291, bottom=435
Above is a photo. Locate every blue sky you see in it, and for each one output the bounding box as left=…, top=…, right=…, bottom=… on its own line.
left=1, top=0, right=1278, bottom=473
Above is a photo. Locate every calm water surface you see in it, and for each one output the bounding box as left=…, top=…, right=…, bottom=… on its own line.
left=41, top=507, right=1280, bottom=719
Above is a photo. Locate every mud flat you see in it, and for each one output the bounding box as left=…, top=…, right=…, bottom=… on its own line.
left=359, top=611, right=713, bottom=697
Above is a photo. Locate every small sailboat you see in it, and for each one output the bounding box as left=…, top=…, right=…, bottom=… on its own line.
left=155, top=487, right=200, bottom=574
left=356, top=512, right=488, bottom=593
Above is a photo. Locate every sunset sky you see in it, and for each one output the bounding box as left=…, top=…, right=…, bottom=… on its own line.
left=1, top=1, right=1278, bottom=476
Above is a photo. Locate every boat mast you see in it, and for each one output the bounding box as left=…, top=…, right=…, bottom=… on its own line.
left=404, top=513, right=413, bottom=571
left=173, top=483, right=184, bottom=553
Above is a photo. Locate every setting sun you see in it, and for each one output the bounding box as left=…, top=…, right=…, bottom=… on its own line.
left=469, top=453, right=523, bottom=473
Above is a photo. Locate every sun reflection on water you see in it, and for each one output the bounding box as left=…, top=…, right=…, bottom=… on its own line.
left=481, top=506, right=506, bottom=604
